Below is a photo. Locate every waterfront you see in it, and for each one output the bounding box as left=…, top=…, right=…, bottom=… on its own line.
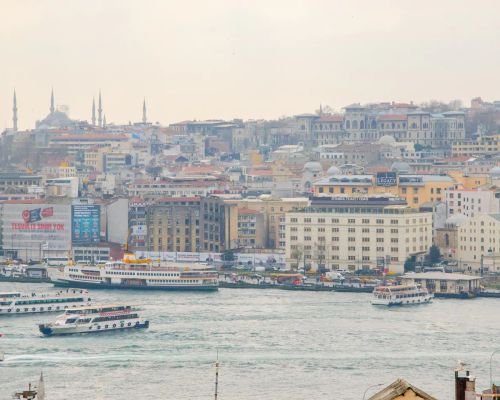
left=1, top=282, right=498, bottom=399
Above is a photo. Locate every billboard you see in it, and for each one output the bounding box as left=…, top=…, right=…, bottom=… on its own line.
left=71, top=205, right=101, bottom=243
left=376, top=172, right=397, bottom=187
left=2, top=203, right=71, bottom=252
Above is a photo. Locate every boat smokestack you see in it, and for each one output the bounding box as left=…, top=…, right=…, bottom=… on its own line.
left=455, top=369, right=476, bottom=400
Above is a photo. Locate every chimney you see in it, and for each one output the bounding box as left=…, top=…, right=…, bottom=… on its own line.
left=455, top=370, right=476, bottom=400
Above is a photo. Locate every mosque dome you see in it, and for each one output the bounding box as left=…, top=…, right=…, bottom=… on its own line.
left=327, top=165, right=341, bottom=176
left=378, top=135, right=396, bottom=145
left=390, top=161, right=410, bottom=174
left=490, top=166, right=500, bottom=176
left=303, top=161, right=322, bottom=172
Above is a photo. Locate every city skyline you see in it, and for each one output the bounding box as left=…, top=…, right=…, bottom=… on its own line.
left=1, top=0, right=499, bottom=129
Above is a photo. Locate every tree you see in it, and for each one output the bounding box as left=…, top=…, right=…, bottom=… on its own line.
left=414, top=143, right=424, bottom=152
left=428, top=245, right=441, bottom=264
left=290, top=246, right=304, bottom=271
left=404, top=256, right=416, bottom=272
left=222, top=249, right=235, bottom=262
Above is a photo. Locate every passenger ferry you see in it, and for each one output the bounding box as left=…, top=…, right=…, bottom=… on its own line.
left=371, top=284, right=433, bottom=306
left=0, top=290, right=92, bottom=315
left=38, top=304, right=149, bottom=336
left=53, top=252, right=219, bottom=291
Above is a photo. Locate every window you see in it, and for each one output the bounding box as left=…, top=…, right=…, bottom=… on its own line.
left=348, top=219, right=355, bottom=224
left=376, top=219, right=383, bottom=224
left=348, top=228, right=356, bottom=233
left=362, top=219, right=369, bottom=224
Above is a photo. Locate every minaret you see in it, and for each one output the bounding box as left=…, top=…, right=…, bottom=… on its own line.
left=142, top=98, right=147, bottom=123
left=13, top=90, right=18, bottom=132
left=91, top=97, right=96, bottom=126
left=103, top=114, right=107, bottom=128
left=50, top=88, right=55, bottom=114
left=97, top=91, right=103, bottom=127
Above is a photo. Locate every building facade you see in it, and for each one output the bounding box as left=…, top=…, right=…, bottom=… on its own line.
left=285, top=198, right=433, bottom=273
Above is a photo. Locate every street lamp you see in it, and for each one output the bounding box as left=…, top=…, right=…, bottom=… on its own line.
left=490, top=349, right=500, bottom=389
left=362, top=383, right=386, bottom=400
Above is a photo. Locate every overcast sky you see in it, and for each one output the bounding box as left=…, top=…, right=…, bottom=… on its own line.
left=1, top=0, right=499, bottom=130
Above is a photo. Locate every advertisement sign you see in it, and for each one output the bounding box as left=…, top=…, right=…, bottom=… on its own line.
left=71, top=205, right=101, bottom=243
left=376, top=172, right=397, bottom=187
left=2, top=203, right=71, bottom=251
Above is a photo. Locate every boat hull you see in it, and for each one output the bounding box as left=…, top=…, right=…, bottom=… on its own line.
left=371, top=296, right=433, bottom=306
left=39, top=320, right=149, bottom=336
left=53, top=279, right=218, bottom=292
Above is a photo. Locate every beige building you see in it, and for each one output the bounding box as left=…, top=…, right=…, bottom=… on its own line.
left=237, top=208, right=265, bottom=248
left=147, top=197, right=201, bottom=252
left=224, top=195, right=309, bottom=249
left=457, top=213, right=500, bottom=273
left=200, top=196, right=239, bottom=252
left=452, top=134, right=500, bottom=157
left=285, top=198, right=433, bottom=273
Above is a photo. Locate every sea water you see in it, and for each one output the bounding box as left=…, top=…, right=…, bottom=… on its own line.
left=0, top=282, right=498, bottom=399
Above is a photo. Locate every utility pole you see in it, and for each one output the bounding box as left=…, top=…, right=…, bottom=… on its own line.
left=214, top=349, right=219, bottom=400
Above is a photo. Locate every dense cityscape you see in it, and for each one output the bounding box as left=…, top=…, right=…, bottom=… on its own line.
left=1, top=93, right=499, bottom=273
left=1, top=1, right=500, bottom=399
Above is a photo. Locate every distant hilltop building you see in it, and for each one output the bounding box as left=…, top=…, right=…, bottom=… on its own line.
left=35, top=89, right=90, bottom=130
left=296, top=102, right=466, bottom=148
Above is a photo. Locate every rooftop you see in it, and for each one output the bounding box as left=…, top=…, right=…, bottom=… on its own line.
left=402, top=272, right=482, bottom=281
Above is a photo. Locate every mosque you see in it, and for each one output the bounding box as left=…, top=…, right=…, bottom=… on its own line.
left=10, top=89, right=148, bottom=132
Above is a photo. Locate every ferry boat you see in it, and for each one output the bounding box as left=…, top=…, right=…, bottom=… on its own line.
left=38, top=304, right=149, bottom=336
left=52, top=252, right=219, bottom=291
left=371, top=284, right=433, bottom=306
left=0, top=290, right=92, bottom=315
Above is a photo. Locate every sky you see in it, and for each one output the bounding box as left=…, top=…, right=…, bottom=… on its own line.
left=1, top=0, right=499, bottom=130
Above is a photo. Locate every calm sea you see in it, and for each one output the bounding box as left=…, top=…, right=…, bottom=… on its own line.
left=0, top=282, right=498, bottom=399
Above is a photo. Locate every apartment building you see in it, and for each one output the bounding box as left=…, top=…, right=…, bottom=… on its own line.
left=445, top=188, right=500, bottom=217
left=146, top=197, right=201, bottom=252
left=224, top=196, right=309, bottom=249
left=199, top=196, right=238, bottom=252
left=127, top=178, right=218, bottom=201
left=313, top=173, right=455, bottom=208
left=237, top=208, right=265, bottom=248
left=457, top=213, right=500, bottom=273
left=285, top=197, right=433, bottom=273
left=452, top=134, right=500, bottom=157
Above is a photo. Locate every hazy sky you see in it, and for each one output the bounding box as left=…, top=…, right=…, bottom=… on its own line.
left=1, top=0, right=499, bottom=130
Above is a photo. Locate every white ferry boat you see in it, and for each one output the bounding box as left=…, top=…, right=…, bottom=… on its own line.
left=0, top=290, right=92, bottom=315
left=53, top=252, right=219, bottom=291
left=38, top=304, right=149, bottom=336
left=371, top=284, right=433, bottom=306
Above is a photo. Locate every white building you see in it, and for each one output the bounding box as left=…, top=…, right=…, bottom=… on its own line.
left=457, top=213, right=500, bottom=273
left=285, top=198, right=433, bottom=273
left=445, top=188, right=500, bottom=218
